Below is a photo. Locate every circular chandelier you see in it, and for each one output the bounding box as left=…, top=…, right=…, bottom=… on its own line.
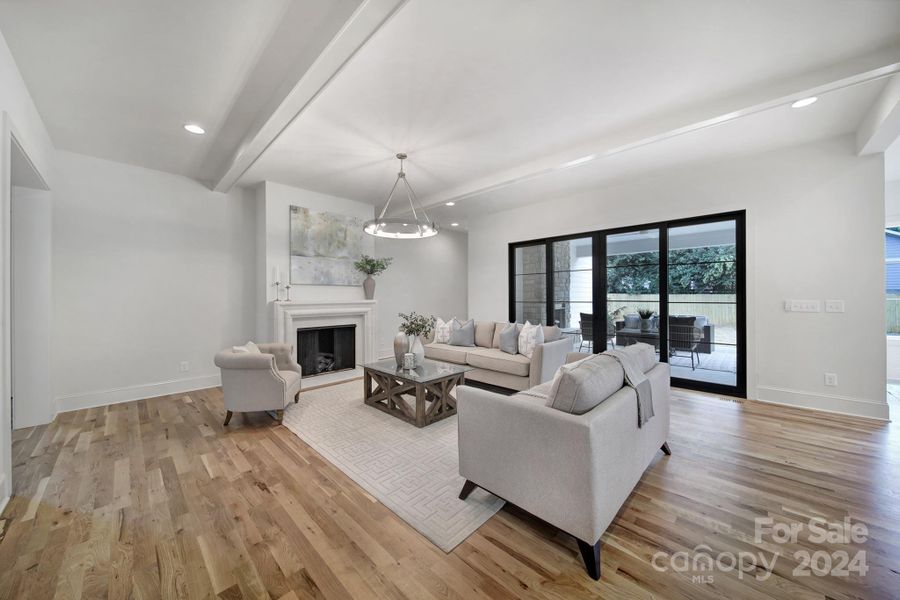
left=364, top=153, right=437, bottom=238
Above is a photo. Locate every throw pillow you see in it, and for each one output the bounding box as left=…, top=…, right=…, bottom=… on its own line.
left=449, top=318, right=476, bottom=346
left=499, top=322, right=518, bottom=355
left=434, top=318, right=452, bottom=344
left=547, top=354, right=625, bottom=415
left=623, top=314, right=641, bottom=330
left=517, top=321, right=544, bottom=358
left=492, top=321, right=510, bottom=348
left=233, top=341, right=261, bottom=354
left=474, top=321, right=495, bottom=348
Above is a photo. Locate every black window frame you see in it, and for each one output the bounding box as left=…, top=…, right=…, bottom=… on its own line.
left=509, top=210, right=746, bottom=398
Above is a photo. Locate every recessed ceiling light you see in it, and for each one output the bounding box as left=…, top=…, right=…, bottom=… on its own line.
left=184, top=123, right=206, bottom=135
left=445, top=201, right=456, bottom=206
left=451, top=222, right=459, bottom=227
left=790, top=97, right=817, bottom=109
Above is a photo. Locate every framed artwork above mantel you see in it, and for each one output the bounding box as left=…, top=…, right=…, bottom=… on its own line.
left=289, top=205, right=371, bottom=286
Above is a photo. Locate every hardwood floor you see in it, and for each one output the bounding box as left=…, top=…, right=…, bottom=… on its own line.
left=1, top=384, right=898, bottom=599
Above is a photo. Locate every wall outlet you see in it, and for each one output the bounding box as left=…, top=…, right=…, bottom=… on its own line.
left=824, top=300, right=845, bottom=313
left=784, top=300, right=821, bottom=312
left=179, top=361, right=190, bottom=373
left=824, top=372, right=838, bottom=386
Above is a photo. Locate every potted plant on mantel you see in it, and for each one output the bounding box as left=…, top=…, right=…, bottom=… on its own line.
left=353, top=255, right=393, bottom=299
left=395, top=311, right=436, bottom=368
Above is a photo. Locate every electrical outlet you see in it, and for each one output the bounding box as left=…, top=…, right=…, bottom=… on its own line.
left=824, top=372, right=838, bottom=387
left=179, top=361, right=190, bottom=373
left=825, top=300, right=845, bottom=313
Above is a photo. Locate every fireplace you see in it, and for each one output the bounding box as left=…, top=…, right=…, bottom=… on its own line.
left=297, top=325, right=356, bottom=378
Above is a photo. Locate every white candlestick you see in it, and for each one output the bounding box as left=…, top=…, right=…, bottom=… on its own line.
left=274, top=265, right=281, bottom=283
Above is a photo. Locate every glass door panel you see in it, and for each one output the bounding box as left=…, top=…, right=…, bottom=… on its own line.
left=667, top=220, right=738, bottom=387
left=512, top=244, right=546, bottom=324
left=606, top=229, right=662, bottom=361
left=552, top=237, right=593, bottom=352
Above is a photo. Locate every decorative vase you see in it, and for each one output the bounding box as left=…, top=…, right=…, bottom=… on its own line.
left=393, top=332, right=408, bottom=367
left=363, top=275, right=376, bottom=300
left=409, top=335, right=425, bottom=367
left=641, top=318, right=652, bottom=332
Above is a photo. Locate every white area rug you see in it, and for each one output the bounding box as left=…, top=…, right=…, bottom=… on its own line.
left=281, top=379, right=504, bottom=552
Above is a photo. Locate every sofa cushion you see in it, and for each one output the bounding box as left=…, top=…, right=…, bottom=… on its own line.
left=623, top=314, right=641, bottom=329
left=620, top=342, right=657, bottom=373
left=475, top=321, right=495, bottom=348
left=542, top=325, right=561, bottom=342
left=434, top=318, right=452, bottom=343
left=449, top=318, right=476, bottom=346
left=466, top=348, right=531, bottom=377
left=518, top=321, right=544, bottom=358
left=498, top=322, right=518, bottom=355
left=547, top=354, right=625, bottom=415
left=424, top=342, right=470, bottom=364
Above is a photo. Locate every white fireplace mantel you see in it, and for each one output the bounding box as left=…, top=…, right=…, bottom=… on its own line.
left=273, top=300, right=377, bottom=365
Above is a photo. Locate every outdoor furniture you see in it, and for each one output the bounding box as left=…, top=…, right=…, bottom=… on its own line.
left=615, top=314, right=715, bottom=356
left=669, top=316, right=703, bottom=370
left=577, top=312, right=617, bottom=352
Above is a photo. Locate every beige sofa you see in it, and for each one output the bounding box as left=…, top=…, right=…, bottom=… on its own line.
left=424, top=321, right=572, bottom=390
left=456, top=350, right=671, bottom=580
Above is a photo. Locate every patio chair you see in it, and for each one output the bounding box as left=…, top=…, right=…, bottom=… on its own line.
left=669, top=318, right=703, bottom=370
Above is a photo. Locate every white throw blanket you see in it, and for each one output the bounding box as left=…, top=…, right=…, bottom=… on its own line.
left=603, top=349, right=654, bottom=427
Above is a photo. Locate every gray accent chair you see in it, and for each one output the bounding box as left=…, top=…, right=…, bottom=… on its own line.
left=457, top=353, right=671, bottom=580
left=213, top=343, right=302, bottom=425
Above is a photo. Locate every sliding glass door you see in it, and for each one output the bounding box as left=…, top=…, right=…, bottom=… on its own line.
left=509, top=210, right=745, bottom=396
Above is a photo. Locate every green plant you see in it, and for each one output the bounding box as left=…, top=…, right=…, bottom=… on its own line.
left=638, top=308, right=655, bottom=319
left=354, top=255, right=393, bottom=276
left=398, top=311, right=436, bottom=337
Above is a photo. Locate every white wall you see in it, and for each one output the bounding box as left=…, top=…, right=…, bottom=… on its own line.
left=468, top=135, right=888, bottom=420
left=11, top=186, right=51, bottom=428
left=0, top=29, right=56, bottom=506
left=52, top=151, right=256, bottom=412
left=374, top=230, right=468, bottom=357
left=253, top=180, right=469, bottom=356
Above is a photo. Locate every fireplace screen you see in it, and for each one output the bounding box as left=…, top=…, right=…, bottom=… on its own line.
left=296, top=325, right=356, bottom=377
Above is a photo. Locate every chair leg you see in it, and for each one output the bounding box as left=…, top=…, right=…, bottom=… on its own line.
left=661, top=441, right=671, bottom=455
left=276, top=409, right=284, bottom=424
left=294, top=391, right=300, bottom=403
left=458, top=480, right=478, bottom=500
left=576, top=538, right=601, bottom=580
left=223, top=410, right=233, bottom=426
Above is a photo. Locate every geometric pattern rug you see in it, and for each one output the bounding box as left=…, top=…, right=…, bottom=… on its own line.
left=281, top=379, right=505, bottom=552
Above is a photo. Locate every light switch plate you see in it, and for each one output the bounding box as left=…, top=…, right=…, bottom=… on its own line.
left=785, top=300, right=820, bottom=312
left=825, top=300, right=845, bottom=313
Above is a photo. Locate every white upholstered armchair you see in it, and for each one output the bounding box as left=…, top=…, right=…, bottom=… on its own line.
left=214, top=343, right=302, bottom=425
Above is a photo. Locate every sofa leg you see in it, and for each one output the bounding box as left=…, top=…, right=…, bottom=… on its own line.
left=577, top=538, right=601, bottom=580
left=458, top=480, right=478, bottom=500
left=223, top=410, right=233, bottom=426
left=661, top=441, right=671, bottom=455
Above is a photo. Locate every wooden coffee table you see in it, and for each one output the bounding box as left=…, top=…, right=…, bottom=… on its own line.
left=363, top=358, right=473, bottom=427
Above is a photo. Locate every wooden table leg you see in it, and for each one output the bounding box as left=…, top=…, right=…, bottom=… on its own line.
left=415, top=383, right=426, bottom=427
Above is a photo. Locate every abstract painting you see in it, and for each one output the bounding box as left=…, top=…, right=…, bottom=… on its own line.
left=290, top=206, right=368, bottom=285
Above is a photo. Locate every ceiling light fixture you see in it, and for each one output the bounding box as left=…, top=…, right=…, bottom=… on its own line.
left=790, top=97, right=817, bottom=109
left=184, top=123, right=206, bottom=134
left=445, top=201, right=456, bottom=206
left=560, top=154, right=596, bottom=168
left=364, top=153, right=437, bottom=239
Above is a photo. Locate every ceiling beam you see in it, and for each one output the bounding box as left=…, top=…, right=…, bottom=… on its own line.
left=404, top=44, right=900, bottom=213
left=210, top=0, right=408, bottom=193
left=857, top=73, right=900, bottom=155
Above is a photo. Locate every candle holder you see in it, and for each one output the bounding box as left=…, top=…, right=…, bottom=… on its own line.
left=273, top=280, right=282, bottom=302
left=285, top=284, right=292, bottom=302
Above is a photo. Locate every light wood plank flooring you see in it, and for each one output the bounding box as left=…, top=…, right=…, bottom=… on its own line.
left=1, top=383, right=898, bottom=599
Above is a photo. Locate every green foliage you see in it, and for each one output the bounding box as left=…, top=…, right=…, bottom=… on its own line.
left=398, top=311, right=436, bottom=337
left=354, top=255, right=393, bottom=276
left=637, top=308, right=655, bottom=319
left=606, top=246, right=736, bottom=294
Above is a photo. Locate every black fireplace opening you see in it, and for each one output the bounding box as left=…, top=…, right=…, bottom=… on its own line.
left=297, top=325, right=356, bottom=378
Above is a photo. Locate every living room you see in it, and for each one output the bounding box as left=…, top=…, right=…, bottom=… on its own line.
left=0, top=1, right=898, bottom=598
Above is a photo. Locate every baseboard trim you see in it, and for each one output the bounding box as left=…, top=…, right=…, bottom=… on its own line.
left=55, top=374, right=222, bottom=414
left=756, top=385, right=890, bottom=421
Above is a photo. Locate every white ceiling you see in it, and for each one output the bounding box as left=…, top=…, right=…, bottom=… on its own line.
left=240, top=0, right=900, bottom=212
left=1, top=0, right=899, bottom=216
left=0, top=0, right=361, bottom=178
